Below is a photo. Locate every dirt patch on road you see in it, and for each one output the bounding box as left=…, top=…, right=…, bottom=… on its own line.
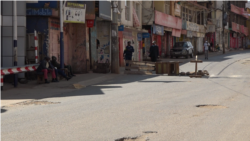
left=15, top=100, right=60, bottom=106
left=196, top=104, right=227, bottom=109
left=241, top=60, right=250, bottom=65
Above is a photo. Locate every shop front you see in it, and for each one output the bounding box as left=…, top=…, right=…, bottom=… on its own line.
left=154, top=10, right=182, bottom=57
left=152, top=24, right=164, bottom=57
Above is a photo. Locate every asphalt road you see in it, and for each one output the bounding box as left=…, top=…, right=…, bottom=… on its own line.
left=2, top=50, right=250, bottom=141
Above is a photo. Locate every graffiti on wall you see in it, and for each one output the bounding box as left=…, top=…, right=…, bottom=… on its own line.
left=97, top=22, right=110, bottom=63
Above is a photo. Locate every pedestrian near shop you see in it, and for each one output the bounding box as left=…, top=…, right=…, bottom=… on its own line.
left=204, top=41, right=209, bottom=60
left=123, top=41, right=134, bottom=67
left=149, top=41, right=159, bottom=62
left=36, top=57, right=58, bottom=83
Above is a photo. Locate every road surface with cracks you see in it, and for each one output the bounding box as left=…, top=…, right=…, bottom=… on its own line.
left=2, top=50, right=250, bottom=141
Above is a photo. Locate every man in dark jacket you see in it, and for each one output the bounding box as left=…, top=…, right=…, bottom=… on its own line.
left=51, top=56, right=72, bottom=80
left=149, top=41, right=159, bottom=62
left=123, top=41, right=134, bottom=67
left=36, top=57, right=57, bottom=83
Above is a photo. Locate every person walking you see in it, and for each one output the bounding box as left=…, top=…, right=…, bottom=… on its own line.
left=204, top=41, right=209, bottom=60
left=149, top=41, right=159, bottom=62
left=123, top=41, right=134, bottom=68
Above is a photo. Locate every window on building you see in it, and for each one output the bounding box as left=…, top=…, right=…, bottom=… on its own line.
left=182, top=6, right=186, bottom=21
left=125, top=0, right=130, bottom=21
left=197, top=11, right=201, bottom=24
left=165, top=1, right=170, bottom=15
left=188, top=9, right=192, bottom=22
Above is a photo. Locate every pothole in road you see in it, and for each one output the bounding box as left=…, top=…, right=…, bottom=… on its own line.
left=11, top=100, right=60, bottom=106
left=115, top=131, right=157, bottom=141
left=196, top=104, right=227, bottom=109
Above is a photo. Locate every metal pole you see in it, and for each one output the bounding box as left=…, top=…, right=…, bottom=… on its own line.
left=111, top=1, right=119, bottom=74
left=60, top=1, right=64, bottom=69
left=13, top=1, right=18, bottom=87
left=34, top=30, right=38, bottom=63
left=223, top=2, right=225, bottom=54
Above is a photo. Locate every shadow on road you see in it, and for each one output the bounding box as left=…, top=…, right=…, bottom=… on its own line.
left=1, top=109, right=7, bottom=113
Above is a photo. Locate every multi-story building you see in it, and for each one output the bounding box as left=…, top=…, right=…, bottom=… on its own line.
left=25, top=1, right=97, bottom=73
left=117, top=0, right=148, bottom=66
left=228, top=1, right=248, bottom=49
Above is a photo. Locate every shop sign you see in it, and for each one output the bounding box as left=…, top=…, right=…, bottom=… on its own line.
left=142, top=33, right=150, bottom=38
left=86, top=20, right=94, bottom=27
left=99, top=1, right=111, bottom=21
left=175, top=3, right=181, bottom=17
left=153, top=24, right=164, bottom=36
left=172, top=29, right=181, bottom=37
left=50, top=19, right=60, bottom=30
left=164, top=27, right=172, bottom=32
left=118, top=25, right=124, bottom=31
left=27, top=8, right=52, bottom=16
left=199, top=25, right=205, bottom=33
left=181, top=30, right=187, bottom=35
left=155, top=10, right=182, bottom=30
left=206, top=24, right=215, bottom=33
left=232, top=22, right=240, bottom=33
left=187, top=31, right=193, bottom=38
left=123, top=29, right=133, bottom=39
left=64, top=2, right=86, bottom=23
left=186, top=21, right=199, bottom=32
left=137, top=33, right=142, bottom=41
left=231, top=4, right=249, bottom=19
left=197, top=33, right=205, bottom=38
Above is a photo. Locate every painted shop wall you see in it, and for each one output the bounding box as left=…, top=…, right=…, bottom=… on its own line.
left=68, top=23, right=88, bottom=73
left=90, top=23, right=97, bottom=66
left=96, top=22, right=111, bottom=64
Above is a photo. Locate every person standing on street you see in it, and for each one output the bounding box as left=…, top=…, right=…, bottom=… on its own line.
left=149, top=41, right=159, bottom=62
left=123, top=41, right=134, bottom=67
left=204, top=41, right=209, bottom=60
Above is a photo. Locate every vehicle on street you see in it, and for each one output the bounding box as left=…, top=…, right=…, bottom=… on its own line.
left=170, top=41, right=194, bottom=59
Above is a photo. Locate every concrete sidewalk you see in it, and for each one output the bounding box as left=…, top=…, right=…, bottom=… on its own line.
left=1, top=73, right=122, bottom=107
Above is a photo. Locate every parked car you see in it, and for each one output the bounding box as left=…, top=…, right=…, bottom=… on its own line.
left=170, top=41, right=194, bottom=59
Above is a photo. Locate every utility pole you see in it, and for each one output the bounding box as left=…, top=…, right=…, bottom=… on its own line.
left=60, top=1, right=64, bottom=69
left=222, top=1, right=225, bottom=54
left=111, top=1, right=119, bottom=74
left=13, top=1, right=18, bottom=87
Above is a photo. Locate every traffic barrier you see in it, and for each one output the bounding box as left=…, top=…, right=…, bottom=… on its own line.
left=1, top=64, right=39, bottom=86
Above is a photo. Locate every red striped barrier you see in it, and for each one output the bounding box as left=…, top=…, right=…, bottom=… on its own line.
left=1, top=64, right=39, bottom=86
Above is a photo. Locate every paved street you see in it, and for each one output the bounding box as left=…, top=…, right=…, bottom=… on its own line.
left=2, top=50, right=250, bottom=141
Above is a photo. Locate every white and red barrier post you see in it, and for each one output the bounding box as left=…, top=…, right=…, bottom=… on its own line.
left=1, top=65, right=38, bottom=87
left=0, top=75, right=3, bottom=90
left=34, top=30, right=38, bottom=63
